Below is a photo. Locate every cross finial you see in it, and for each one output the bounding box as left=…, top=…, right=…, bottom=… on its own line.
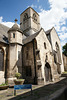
left=14, top=19, right=18, bottom=23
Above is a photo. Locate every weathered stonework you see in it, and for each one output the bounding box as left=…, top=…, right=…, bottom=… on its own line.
left=20, top=7, right=41, bottom=36
left=0, top=7, right=64, bottom=85
left=22, top=42, right=35, bottom=83
left=0, top=42, right=8, bottom=84
left=63, top=54, right=67, bottom=71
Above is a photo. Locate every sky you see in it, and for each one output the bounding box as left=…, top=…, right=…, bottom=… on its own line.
left=0, top=0, right=67, bottom=47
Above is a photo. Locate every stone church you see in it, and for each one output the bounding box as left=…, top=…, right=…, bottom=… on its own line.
left=0, top=7, right=64, bottom=85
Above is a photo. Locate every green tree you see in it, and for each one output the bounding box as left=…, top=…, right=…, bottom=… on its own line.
left=62, top=43, right=67, bottom=56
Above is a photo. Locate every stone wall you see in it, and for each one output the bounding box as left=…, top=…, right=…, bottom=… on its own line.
left=22, top=42, right=35, bottom=84
left=20, top=7, right=41, bottom=36
left=36, top=29, right=55, bottom=83
left=8, top=31, right=22, bottom=44
left=63, top=54, right=67, bottom=71
left=0, top=43, right=8, bottom=84
left=8, top=44, right=22, bottom=78
left=50, top=27, right=64, bottom=73
left=22, top=28, right=61, bottom=84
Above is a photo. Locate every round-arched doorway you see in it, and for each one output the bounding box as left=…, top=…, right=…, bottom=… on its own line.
left=0, top=47, right=4, bottom=71
left=45, top=62, right=52, bottom=82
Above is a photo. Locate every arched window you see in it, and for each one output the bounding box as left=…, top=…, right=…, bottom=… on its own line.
left=45, top=54, right=48, bottom=62
left=23, top=13, right=28, bottom=22
left=55, top=42, right=61, bottom=74
left=44, top=42, right=46, bottom=49
left=13, top=33, right=15, bottom=38
left=0, top=47, right=4, bottom=71
left=55, top=42, right=61, bottom=63
left=54, top=51, right=57, bottom=64
left=33, top=13, right=37, bottom=21
left=56, top=42, right=59, bottom=50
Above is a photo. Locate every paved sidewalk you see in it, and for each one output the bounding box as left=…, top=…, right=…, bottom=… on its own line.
left=0, top=77, right=67, bottom=100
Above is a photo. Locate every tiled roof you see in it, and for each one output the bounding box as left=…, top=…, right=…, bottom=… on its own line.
left=8, top=23, right=23, bottom=33
left=22, top=28, right=42, bottom=45
left=45, top=28, right=53, bottom=35
left=0, top=23, right=9, bottom=44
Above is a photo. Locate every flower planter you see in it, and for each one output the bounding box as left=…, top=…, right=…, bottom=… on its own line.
left=14, top=79, right=25, bottom=85
left=0, top=85, right=9, bottom=90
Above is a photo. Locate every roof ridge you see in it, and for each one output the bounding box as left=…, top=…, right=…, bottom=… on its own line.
left=45, top=27, right=53, bottom=34
left=0, top=23, right=9, bottom=28
left=20, top=7, right=39, bottom=16
left=23, top=28, right=42, bottom=45
left=23, top=28, right=42, bottom=40
left=8, top=23, right=23, bottom=33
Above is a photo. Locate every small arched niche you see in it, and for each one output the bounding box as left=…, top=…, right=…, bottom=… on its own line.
left=0, top=47, right=4, bottom=71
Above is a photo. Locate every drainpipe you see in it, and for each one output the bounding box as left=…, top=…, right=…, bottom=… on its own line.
left=32, top=39, right=37, bottom=84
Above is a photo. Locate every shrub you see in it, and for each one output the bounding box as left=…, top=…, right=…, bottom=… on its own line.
left=62, top=71, right=67, bottom=74
left=5, top=80, right=8, bottom=85
left=0, top=83, right=8, bottom=86
left=15, top=73, right=21, bottom=79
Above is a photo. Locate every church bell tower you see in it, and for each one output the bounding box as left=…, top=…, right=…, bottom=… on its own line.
left=20, top=7, right=41, bottom=36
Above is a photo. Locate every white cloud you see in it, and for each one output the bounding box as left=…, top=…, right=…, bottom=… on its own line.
left=1, top=22, right=14, bottom=28
left=61, top=39, right=67, bottom=47
left=61, top=26, right=67, bottom=32
left=0, top=16, right=3, bottom=23
left=37, top=0, right=39, bottom=2
left=59, top=33, right=67, bottom=40
left=0, top=16, right=15, bottom=28
left=0, top=0, right=67, bottom=46
left=49, top=0, right=67, bottom=9
left=39, top=0, right=67, bottom=46
left=38, top=6, right=43, bottom=11
left=28, top=4, right=37, bottom=8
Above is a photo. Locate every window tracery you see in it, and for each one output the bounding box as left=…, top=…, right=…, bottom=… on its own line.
left=23, top=13, right=28, bottom=22
left=33, top=13, right=37, bottom=21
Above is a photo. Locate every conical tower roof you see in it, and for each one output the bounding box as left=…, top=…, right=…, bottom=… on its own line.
left=8, top=19, right=23, bottom=33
